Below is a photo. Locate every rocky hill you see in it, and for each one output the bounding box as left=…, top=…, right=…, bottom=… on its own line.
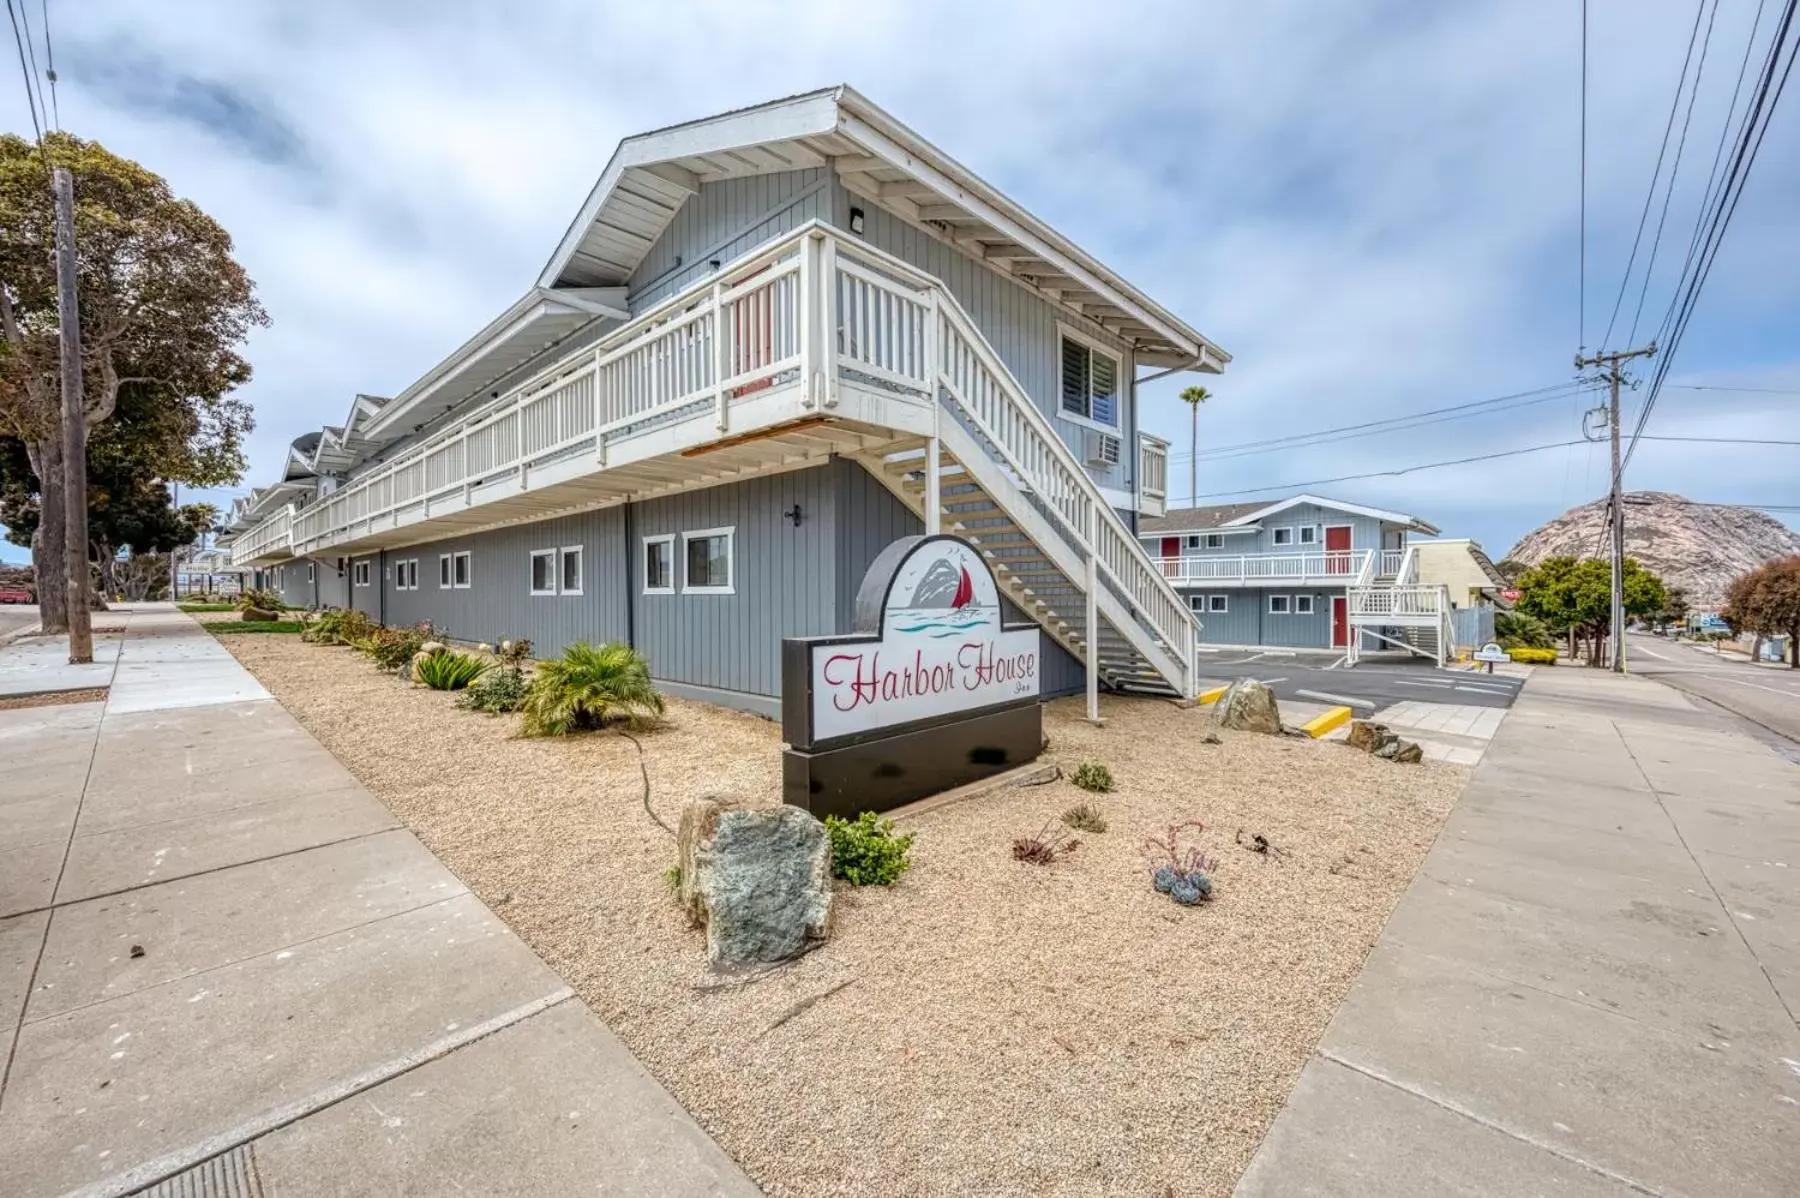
left=1503, top=491, right=1800, bottom=606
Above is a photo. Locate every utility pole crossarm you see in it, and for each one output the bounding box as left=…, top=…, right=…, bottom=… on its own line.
left=1573, top=342, right=1656, bottom=674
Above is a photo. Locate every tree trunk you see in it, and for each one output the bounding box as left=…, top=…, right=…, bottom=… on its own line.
left=31, top=436, right=69, bottom=634
left=1790, top=625, right=1798, bottom=668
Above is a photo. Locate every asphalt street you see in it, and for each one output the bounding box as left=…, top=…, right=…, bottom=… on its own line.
left=1626, top=631, right=1800, bottom=751
left=1191, top=648, right=1524, bottom=712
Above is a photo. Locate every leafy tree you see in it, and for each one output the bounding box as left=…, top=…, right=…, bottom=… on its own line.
left=1514, top=555, right=1667, bottom=666
left=1494, top=609, right=1555, bottom=649
left=1724, top=557, right=1800, bottom=667
left=0, top=131, right=266, bottom=631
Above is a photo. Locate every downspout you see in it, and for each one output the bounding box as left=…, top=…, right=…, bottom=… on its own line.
left=378, top=550, right=387, bottom=625
left=623, top=501, right=636, bottom=649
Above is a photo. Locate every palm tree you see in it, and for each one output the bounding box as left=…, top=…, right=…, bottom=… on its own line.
left=1179, top=386, right=1211, bottom=508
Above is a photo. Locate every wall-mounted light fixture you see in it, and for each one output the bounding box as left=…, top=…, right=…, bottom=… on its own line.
left=848, top=206, right=866, bottom=236
left=785, top=504, right=804, bottom=527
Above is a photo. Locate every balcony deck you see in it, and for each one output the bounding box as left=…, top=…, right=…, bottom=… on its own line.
left=1156, top=548, right=1408, bottom=588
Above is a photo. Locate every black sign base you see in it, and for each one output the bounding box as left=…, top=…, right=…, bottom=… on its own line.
left=782, top=701, right=1043, bottom=820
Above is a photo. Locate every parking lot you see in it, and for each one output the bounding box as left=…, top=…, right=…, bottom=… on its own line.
left=1193, top=648, right=1523, bottom=713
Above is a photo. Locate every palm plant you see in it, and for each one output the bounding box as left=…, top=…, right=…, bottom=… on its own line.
left=1180, top=385, right=1211, bottom=508
left=520, top=641, right=664, bottom=736
left=414, top=649, right=490, bottom=691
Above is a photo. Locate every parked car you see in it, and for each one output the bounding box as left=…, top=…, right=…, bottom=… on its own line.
left=0, top=584, right=33, bottom=604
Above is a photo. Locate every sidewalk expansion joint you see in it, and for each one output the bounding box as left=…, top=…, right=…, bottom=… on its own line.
left=1313, top=1050, right=1667, bottom=1197
left=65, top=988, right=578, bottom=1198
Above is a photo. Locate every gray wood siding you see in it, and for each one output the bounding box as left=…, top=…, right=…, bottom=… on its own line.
left=1149, top=504, right=1390, bottom=561
left=1191, top=588, right=1339, bottom=648
left=376, top=509, right=630, bottom=653
left=835, top=185, right=1138, bottom=498
left=315, top=557, right=351, bottom=610
left=349, top=555, right=381, bottom=622
left=629, top=169, right=832, bottom=313
left=270, top=561, right=317, bottom=610
left=631, top=465, right=840, bottom=702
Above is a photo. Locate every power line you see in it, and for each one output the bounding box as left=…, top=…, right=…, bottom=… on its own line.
left=1665, top=383, right=1800, bottom=394
left=12, top=0, right=42, bottom=128
left=1637, top=433, right=1800, bottom=444
left=4, top=0, right=43, bottom=143
left=1579, top=0, right=1590, bottom=350
left=1187, top=440, right=1587, bottom=502
left=1625, top=0, right=1799, bottom=471
left=1629, top=0, right=1720, bottom=345
left=38, top=0, right=55, bottom=130
left=1163, top=382, right=1597, bottom=465
left=1600, top=0, right=1708, bottom=351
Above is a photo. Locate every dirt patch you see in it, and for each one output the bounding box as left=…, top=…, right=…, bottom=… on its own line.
left=0, top=686, right=108, bottom=711
left=223, top=634, right=1464, bottom=1197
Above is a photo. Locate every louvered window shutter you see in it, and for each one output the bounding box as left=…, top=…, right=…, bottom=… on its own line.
left=1090, top=351, right=1117, bottom=426
left=1060, top=337, right=1091, bottom=420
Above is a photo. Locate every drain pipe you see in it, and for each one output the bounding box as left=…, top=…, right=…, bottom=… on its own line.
left=623, top=501, right=636, bottom=650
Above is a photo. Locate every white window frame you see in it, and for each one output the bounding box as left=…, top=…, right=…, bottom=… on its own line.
left=1297, top=525, right=1319, bottom=546
left=1208, top=594, right=1229, bottom=613
left=439, top=554, right=452, bottom=589
left=306, top=563, right=315, bottom=583
left=682, top=526, right=736, bottom=595
left=642, top=534, right=676, bottom=595
left=1294, top=594, right=1315, bottom=615
left=1269, top=594, right=1291, bottom=614
left=393, top=559, right=414, bottom=591
left=452, top=551, right=472, bottom=589
left=1188, top=594, right=1206, bottom=614
left=1272, top=527, right=1294, bottom=547
left=353, top=560, right=370, bottom=588
left=1183, top=534, right=1202, bottom=551
left=529, top=549, right=557, bottom=597
left=1203, top=533, right=1225, bottom=550
left=558, top=546, right=583, bottom=596
left=1056, top=323, right=1122, bottom=432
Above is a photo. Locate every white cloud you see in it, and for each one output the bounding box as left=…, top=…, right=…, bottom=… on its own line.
left=2, top=0, right=1795, bottom=565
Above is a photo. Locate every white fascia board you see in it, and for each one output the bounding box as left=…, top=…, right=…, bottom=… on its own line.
left=363, top=289, right=600, bottom=440
left=1226, top=493, right=1436, bottom=531
left=834, top=86, right=1224, bottom=366
left=535, top=89, right=842, bottom=289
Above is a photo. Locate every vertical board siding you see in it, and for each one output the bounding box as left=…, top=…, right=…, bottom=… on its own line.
left=376, top=509, right=629, bottom=654
left=1190, top=588, right=1337, bottom=648
left=839, top=188, right=1138, bottom=496
left=270, top=562, right=316, bottom=610
left=632, top=465, right=839, bottom=700
left=832, top=459, right=1086, bottom=698
left=315, top=557, right=351, bottom=610
left=629, top=169, right=831, bottom=313
left=349, top=554, right=381, bottom=622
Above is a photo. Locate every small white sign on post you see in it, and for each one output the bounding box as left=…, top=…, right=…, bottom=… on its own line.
left=1473, top=641, right=1509, bottom=671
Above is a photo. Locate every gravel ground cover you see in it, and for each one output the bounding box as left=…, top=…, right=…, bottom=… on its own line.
left=223, top=633, right=1465, bottom=1197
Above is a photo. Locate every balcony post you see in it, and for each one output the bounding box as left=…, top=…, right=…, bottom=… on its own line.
left=818, top=235, right=839, bottom=408
left=1085, top=550, right=1101, bottom=725
left=798, top=234, right=818, bottom=409
left=713, top=280, right=730, bottom=432
left=924, top=408, right=941, bottom=536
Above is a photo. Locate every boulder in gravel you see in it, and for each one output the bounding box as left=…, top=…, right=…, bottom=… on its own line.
left=1393, top=741, right=1424, bottom=764
left=1372, top=739, right=1401, bottom=760
left=1211, top=678, right=1282, bottom=735
left=677, top=797, right=832, bottom=971
left=1346, top=720, right=1390, bottom=753
left=240, top=606, right=277, bottom=622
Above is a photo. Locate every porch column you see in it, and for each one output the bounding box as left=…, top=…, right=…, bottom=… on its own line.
left=1085, top=550, right=1101, bottom=725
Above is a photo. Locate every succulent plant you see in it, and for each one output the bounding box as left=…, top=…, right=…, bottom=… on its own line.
left=1153, top=865, right=1178, bottom=894
left=1170, top=877, right=1202, bottom=905
left=1188, top=872, right=1214, bottom=901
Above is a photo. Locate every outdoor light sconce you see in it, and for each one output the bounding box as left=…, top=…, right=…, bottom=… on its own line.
left=785, top=504, right=804, bottom=527
left=848, top=206, right=866, bottom=235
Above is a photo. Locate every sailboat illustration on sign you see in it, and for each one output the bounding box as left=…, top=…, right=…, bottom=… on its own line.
left=892, top=553, right=994, bottom=637
left=950, top=565, right=974, bottom=609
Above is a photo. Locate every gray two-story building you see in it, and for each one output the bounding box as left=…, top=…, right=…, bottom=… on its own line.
left=1139, top=494, right=1453, bottom=659
left=224, top=86, right=1229, bottom=716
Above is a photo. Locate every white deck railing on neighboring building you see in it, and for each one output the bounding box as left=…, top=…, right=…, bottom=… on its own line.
left=229, top=504, right=294, bottom=568
left=1156, top=550, right=1370, bottom=586
left=1139, top=434, right=1169, bottom=519
left=1379, top=548, right=1406, bottom=576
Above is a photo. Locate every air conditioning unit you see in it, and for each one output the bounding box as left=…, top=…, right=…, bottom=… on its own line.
left=1084, top=429, right=1122, bottom=469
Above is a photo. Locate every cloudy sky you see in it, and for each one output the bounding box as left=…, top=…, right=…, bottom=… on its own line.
left=3, top=0, right=1796, bottom=564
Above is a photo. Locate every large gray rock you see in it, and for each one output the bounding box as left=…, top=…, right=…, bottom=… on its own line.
left=1211, top=678, right=1283, bottom=735
left=677, top=798, right=832, bottom=971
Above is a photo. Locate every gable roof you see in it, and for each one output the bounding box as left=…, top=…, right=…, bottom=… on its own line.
left=1141, top=494, right=1440, bottom=537
left=538, top=85, right=1227, bottom=370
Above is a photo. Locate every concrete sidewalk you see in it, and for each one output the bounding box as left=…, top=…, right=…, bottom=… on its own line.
left=1, top=606, right=757, bottom=1197
left=1238, top=664, right=1800, bottom=1196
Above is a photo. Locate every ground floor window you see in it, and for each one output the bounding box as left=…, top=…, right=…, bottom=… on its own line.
left=559, top=546, right=583, bottom=595
left=530, top=549, right=556, bottom=596
left=396, top=559, right=419, bottom=590
left=353, top=560, right=371, bottom=587
left=439, top=554, right=453, bottom=588
left=1208, top=594, right=1228, bottom=613
left=1269, top=594, right=1291, bottom=614
left=306, top=563, right=315, bottom=583
left=643, top=535, right=674, bottom=594
left=683, top=527, right=734, bottom=594
left=452, top=551, right=471, bottom=588
left=1188, top=594, right=1205, bottom=614
left=1294, top=594, right=1315, bottom=615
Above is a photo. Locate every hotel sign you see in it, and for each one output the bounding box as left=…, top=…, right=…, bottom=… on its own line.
left=781, top=535, right=1045, bottom=815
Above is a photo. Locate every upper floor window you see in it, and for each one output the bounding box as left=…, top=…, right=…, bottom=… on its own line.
left=1059, top=330, right=1119, bottom=429
left=1272, top=527, right=1293, bottom=546
left=1203, top=534, right=1224, bottom=550
left=1298, top=525, right=1319, bottom=546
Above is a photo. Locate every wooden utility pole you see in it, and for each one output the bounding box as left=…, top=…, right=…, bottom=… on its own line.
left=53, top=167, right=92, bottom=664
left=1574, top=342, right=1655, bottom=673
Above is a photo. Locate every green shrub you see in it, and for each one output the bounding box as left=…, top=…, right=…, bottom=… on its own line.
left=1505, top=647, right=1558, bottom=665
left=1495, top=610, right=1556, bottom=650
left=178, top=602, right=237, bottom=613
left=825, top=812, right=915, bottom=886
left=414, top=649, right=489, bottom=691
left=1062, top=801, right=1108, bottom=833
left=302, top=609, right=374, bottom=646
left=457, top=666, right=528, bottom=712
left=235, top=588, right=281, bottom=613
left=208, top=620, right=305, bottom=635
left=356, top=625, right=426, bottom=672
left=520, top=641, right=664, bottom=736
left=494, top=637, right=534, bottom=667
left=1071, top=761, right=1114, bottom=793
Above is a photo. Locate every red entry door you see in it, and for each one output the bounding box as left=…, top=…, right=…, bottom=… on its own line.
left=1161, top=536, right=1181, bottom=578
left=1325, top=525, right=1353, bottom=574
left=1332, top=595, right=1349, bottom=648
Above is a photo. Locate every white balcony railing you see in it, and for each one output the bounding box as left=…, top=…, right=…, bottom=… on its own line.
left=1157, top=549, right=1369, bottom=586
left=230, top=504, right=295, bottom=567
left=1348, top=584, right=1447, bottom=619
left=1379, top=548, right=1406, bottom=576
left=1139, top=434, right=1169, bottom=519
